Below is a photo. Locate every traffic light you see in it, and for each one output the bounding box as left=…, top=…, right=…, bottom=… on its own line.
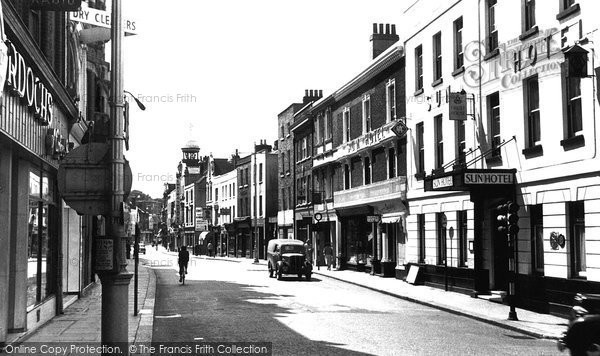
left=496, top=202, right=509, bottom=233
left=507, top=202, right=520, bottom=235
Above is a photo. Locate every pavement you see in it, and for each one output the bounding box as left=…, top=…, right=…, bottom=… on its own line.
left=4, top=257, right=156, bottom=355
left=7, top=246, right=568, bottom=354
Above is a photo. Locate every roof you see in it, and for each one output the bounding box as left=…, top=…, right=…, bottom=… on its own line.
left=213, top=158, right=234, bottom=175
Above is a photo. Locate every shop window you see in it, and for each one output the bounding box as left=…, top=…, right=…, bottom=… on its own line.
left=415, top=45, right=423, bottom=91
left=457, top=210, right=468, bottom=267
left=434, top=115, right=444, bottom=169
left=454, top=17, right=464, bottom=70
left=569, top=201, right=586, bottom=279
left=530, top=205, right=544, bottom=275
left=433, top=32, right=442, bottom=82
left=418, top=214, right=426, bottom=263
left=436, top=213, right=447, bottom=265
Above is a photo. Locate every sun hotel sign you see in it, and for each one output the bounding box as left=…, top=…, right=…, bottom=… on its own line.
left=425, top=168, right=516, bottom=192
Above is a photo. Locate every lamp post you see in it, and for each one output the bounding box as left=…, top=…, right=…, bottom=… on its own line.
left=253, top=151, right=259, bottom=263
left=99, top=0, right=131, bottom=354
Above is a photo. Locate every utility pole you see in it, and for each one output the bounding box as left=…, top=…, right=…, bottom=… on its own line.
left=99, top=0, right=132, bottom=354
left=253, top=150, right=259, bottom=263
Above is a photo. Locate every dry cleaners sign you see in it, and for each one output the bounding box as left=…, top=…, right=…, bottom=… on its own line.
left=5, top=42, right=54, bottom=125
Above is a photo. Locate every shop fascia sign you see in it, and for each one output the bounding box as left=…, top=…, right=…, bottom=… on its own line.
left=5, top=41, right=54, bottom=125
left=426, top=169, right=515, bottom=192
left=334, top=121, right=397, bottom=160
left=69, top=3, right=138, bottom=36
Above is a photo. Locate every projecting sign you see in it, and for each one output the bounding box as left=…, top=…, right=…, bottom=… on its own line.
left=449, top=92, right=467, bottom=121
left=366, top=215, right=381, bottom=223
left=69, top=4, right=138, bottom=36
left=30, top=0, right=82, bottom=11
left=432, top=176, right=453, bottom=189
left=95, top=238, right=113, bottom=271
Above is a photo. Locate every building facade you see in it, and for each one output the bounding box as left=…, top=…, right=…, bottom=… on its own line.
left=402, top=0, right=600, bottom=314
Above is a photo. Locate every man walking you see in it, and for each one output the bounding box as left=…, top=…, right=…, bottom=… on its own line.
left=323, top=244, right=334, bottom=270
left=207, top=242, right=214, bottom=257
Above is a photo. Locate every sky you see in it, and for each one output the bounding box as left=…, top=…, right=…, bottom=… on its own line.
left=118, top=0, right=411, bottom=198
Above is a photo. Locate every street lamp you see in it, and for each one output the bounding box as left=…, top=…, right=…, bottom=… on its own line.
left=124, top=90, right=146, bottom=111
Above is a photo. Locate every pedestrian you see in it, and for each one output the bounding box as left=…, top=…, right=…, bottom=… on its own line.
left=178, top=246, right=189, bottom=282
left=304, top=240, right=313, bottom=264
left=207, top=242, right=214, bottom=257
left=323, top=244, right=334, bottom=270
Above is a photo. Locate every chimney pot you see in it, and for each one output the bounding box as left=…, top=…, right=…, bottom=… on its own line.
left=373, top=23, right=378, bottom=34
left=305, top=89, right=308, bottom=96
left=392, top=24, right=396, bottom=35
left=319, top=90, right=323, bottom=97
left=386, top=24, right=390, bottom=34
left=309, top=89, right=313, bottom=97
left=379, top=24, right=384, bottom=34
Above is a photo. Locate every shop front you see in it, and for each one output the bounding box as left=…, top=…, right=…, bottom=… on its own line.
left=233, top=217, right=252, bottom=258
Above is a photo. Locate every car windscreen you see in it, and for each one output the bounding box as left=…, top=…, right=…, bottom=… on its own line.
left=280, top=245, right=304, bottom=254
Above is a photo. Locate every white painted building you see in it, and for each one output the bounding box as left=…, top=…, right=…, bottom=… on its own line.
left=402, top=0, right=600, bottom=314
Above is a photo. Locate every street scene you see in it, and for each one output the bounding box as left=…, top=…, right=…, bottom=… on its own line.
left=1, top=0, right=600, bottom=355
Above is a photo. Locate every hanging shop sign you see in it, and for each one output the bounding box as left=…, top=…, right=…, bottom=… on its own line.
left=448, top=92, right=467, bottom=121
left=69, top=4, right=138, bottom=36
left=29, top=0, right=82, bottom=11
left=5, top=41, right=54, bottom=125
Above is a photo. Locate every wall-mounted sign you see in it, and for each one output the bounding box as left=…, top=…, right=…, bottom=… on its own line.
left=432, top=176, right=453, bottom=189
left=5, top=42, right=54, bottom=125
left=366, top=215, right=381, bottom=223
left=195, top=219, right=208, bottom=232
left=30, top=0, right=82, bottom=11
left=69, top=4, right=138, bottom=36
left=335, top=120, right=397, bottom=161
left=95, top=238, right=113, bottom=271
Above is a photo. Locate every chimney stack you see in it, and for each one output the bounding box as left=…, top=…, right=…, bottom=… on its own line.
left=303, top=89, right=324, bottom=104
left=370, top=23, right=399, bottom=59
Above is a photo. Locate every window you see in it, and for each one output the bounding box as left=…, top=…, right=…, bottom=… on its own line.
left=232, top=183, right=235, bottom=196
left=344, top=164, right=351, bottom=190
left=456, top=119, right=466, bottom=165
left=288, top=186, right=292, bottom=209
left=562, top=0, right=575, bottom=10
left=28, top=9, right=42, bottom=45
left=281, top=188, right=286, bottom=210
left=387, top=79, right=396, bottom=122
left=433, top=32, right=442, bottom=81
left=457, top=210, right=468, bottom=267
left=280, top=124, right=285, bottom=138
left=314, top=114, right=321, bottom=144
left=437, top=213, right=447, bottom=265
left=287, top=149, right=291, bottom=172
left=569, top=201, right=586, bottom=278
left=362, top=95, right=371, bottom=133
left=259, top=195, right=263, bottom=216
left=416, top=122, right=425, bottom=175
left=525, top=76, right=541, bottom=147
left=259, top=163, right=263, bottom=182
left=454, top=17, right=464, bottom=70
left=415, top=45, right=423, bottom=91
left=364, top=157, right=371, bottom=185
left=215, top=187, right=219, bottom=201
left=524, top=0, right=536, bottom=32
left=280, top=152, right=285, bottom=174
left=489, top=92, right=501, bottom=157
left=343, top=108, right=351, bottom=142
left=388, top=147, right=396, bottom=179
left=301, top=137, right=308, bottom=159
left=434, top=115, right=444, bottom=169
left=566, top=76, right=583, bottom=138
left=325, top=108, right=332, bottom=140
left=561, top=27, right=569, bottom=49
left=487, top=0, right=498, bottom=53
left=530, top=205, right=544, bottom=275
left=418, top=214, right=426, bottom=263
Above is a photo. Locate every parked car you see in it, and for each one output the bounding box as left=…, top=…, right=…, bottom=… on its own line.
left=266, top=239, right=312, bottom=281
left=558, top=293, right=600, bottom=355
left=139, top=243, right=146, bottom=255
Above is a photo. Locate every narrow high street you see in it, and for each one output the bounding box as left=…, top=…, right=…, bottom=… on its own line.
left=148, top=249, right=559, bottom=356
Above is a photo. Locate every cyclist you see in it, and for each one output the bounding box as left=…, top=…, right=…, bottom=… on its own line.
left=178, top=246, right=189, bottom=283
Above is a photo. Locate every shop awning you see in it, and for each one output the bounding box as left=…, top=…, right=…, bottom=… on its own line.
left=381, top=212, right=404, bottom=224
left=199, top=231, right=213, bottom=241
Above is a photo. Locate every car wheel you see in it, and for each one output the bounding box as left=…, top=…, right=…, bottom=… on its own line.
left=298, top=273, right=302, bottom=280
left=305, top=273, right=311, bottom=281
